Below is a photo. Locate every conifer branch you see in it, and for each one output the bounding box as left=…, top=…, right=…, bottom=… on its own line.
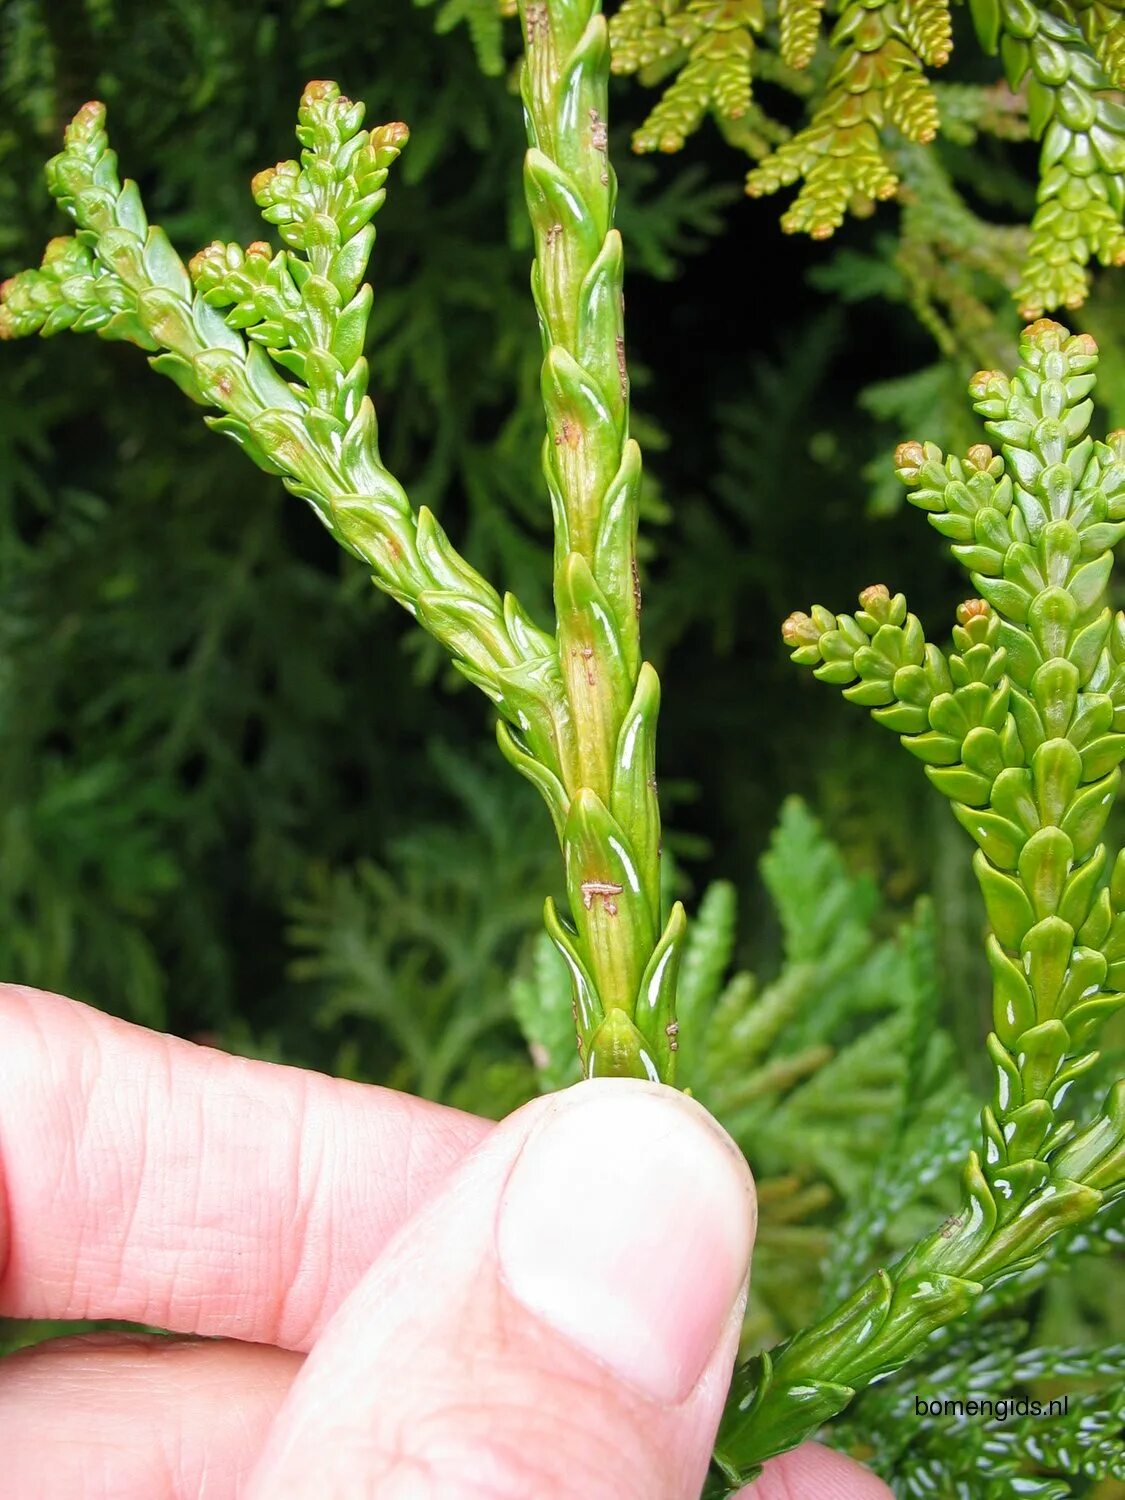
left=516, top=0, right=685, bottom=1082
left=1070, top=0, right=1125, bottom=88
left=707, top=318, right=1125, bottom=1490
left=0, top=88, right=569, bottom=783
left=972, top=0, right=1125, bottom=317
left=2, top=21, right=683, bottom=1084
left=745, top=0, right=943, bottom=238
left=608, top=0, right=1125, bottom=316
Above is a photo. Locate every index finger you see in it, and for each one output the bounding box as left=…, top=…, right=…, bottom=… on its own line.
left=0, top=984, right=490, bottom=1349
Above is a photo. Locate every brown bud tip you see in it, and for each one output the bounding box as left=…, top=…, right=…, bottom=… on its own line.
left=957, top=598, right=990, bottom=625
left=187, top=240, right=224, bottom=278
left=858, top=584, right=890, bottom=611
left=378, top=121, right=410, bottom=148
left=1073, top=332, right=1098, bottom=356
left=246, top=240, right=272, bottom=258
left=66, top=100, right=107, bottom=141
left=894, top=440, right=926, bottom=476
left=1022, top=318, right=1065, bottom=341
left=781, top=611, right=820, bottom=647
left=1108, top=430, right=1125, bottom=458
left=969, top=369, right=1002, bottom=399
left=303, top=80, right=338, bottom=100
left=250, top=166, right=277, bottom=197
left=0, top=278, right=13, bottom=303
left=966, top=443, right=993, bottom=471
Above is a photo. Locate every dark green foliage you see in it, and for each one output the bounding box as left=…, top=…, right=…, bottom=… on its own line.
left=838, top=1321, right=1125, bottom=1496
left=669, top=802, right=963, bottom=1347
left=287, top=742, right=557, bottom=1105
left=411, top=0, right=512, bottom=77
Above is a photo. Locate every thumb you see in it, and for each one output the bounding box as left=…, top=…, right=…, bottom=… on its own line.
left=246, top=1078, right=756, bottom=1500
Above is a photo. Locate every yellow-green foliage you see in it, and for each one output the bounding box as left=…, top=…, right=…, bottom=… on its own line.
left=744, top=0, right=942, bottom=240
left=611, top=0, right=765, bottom=152
left=608, top=0, right=1125, bottom=317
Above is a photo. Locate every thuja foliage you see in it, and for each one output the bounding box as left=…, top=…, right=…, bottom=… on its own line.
left=3, top=1, right=1124, bottom=1494
left=0, top=8, right=682, bottom=1080
left=288, top=742, right=559, bottom=1109
left=0, top=0, right=743, bottom=1044
left=608, top=0, right=1125, bottom=318
left=837, top=1323, right=1125, bottom=1495
left=725, top=318, right=1125, bottom=1486
left=412, top=0, right=517, bottom=75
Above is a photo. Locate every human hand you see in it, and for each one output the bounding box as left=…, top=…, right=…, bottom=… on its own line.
left=0, top=985, right=891, bottom=1499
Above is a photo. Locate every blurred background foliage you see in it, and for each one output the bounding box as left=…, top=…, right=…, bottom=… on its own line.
left=0, top=0, right=1122, bottom=1492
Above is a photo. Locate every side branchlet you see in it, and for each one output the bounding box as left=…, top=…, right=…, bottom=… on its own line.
left=709, top=318, right=1125, bottom=1489
left=0, top=87, right=560, bottom=776
left=1, top=13, right=682, bottom=1085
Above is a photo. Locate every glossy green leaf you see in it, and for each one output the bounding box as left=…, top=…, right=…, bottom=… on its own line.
left=974, top=851, right=1035, bottom=947
left=1018, top=826, right=1074, bottom=918
left=1061, top=769, right=1120, bottom=858
left=609, top=662, right=662, bottom=921
left=563, top=788, right=655, bottom=1019
left=632, top=901, right=687, bottom=1080
left=952, top=803, right=1025, bottom=868
left=543, top=895, right=603, bottom=1061
left=988, top=934, right=1037, bottom=1043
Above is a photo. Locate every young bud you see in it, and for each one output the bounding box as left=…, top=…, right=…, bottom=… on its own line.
left=956, top=598, right=990, bottom=626
left=781, top=610, right=822, bottom=647
left=968, top=369, right=1004, bottom=400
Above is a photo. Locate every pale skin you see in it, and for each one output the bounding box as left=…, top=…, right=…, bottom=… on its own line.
left=0, top=983, right=893, bottom=1500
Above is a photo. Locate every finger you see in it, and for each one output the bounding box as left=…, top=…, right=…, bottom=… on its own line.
left=0, top=1359, right=892, bottom=1500
left=0, top=1333, right=300, bottom=1500
left=737, top=1441, right=894, bottom=1498
left=0, top=984, right=489, bottom=1347
left=245, top=1079, right=757, bottom=1500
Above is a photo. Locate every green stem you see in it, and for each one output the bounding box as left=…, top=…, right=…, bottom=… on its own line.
left=515, top=0, right=685, bottom=1082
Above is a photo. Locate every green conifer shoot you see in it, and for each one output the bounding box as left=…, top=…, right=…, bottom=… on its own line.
left=2, top=10, right=1123, bottom=1494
